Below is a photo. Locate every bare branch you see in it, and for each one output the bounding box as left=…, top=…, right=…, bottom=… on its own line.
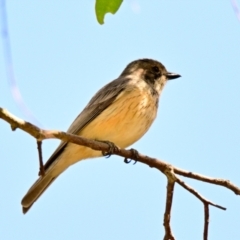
left=36, top=141, right=45, bottom=176
left=176, top=177, right=226, bottom=240
left=176, top=178, right=226, bottom=211
left=174, top=167, right=240, bottom=195
left=163, top=165, right=176, bottom=240
left=203, top=203, right=209, bottom=240
left=1, top=107, right=239, bottom=195
left=1, top=107, right=240, bottom=240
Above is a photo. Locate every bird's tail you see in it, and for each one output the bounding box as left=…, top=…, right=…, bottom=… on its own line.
left=21, top=166, right=62, bottom=214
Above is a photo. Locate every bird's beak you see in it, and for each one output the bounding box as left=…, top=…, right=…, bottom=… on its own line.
left=166, top=72, right=181, bottom=80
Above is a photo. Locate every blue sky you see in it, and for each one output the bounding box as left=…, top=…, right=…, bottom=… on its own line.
left=1, top=1, right=240, bottom=239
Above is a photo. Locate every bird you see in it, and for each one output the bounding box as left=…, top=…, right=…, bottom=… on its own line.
left=21, top=58, right=181, bottom=214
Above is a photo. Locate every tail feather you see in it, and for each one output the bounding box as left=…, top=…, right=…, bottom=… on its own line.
left=22, top=177, right=55, bottom=214
left=21, top=170, right=57, bottom=214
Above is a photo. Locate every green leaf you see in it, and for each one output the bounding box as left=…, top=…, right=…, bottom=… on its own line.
left=95, top=0, right=123, bottom=25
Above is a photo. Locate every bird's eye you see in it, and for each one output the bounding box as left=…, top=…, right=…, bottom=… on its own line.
left=152, top=66, right=159, bottom=72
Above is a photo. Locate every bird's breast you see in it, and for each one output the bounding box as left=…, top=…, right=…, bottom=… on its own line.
left=80, top=87, right=159, bottom=148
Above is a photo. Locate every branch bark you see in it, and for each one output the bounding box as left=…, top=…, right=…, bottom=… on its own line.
left=0, top=107, right=239, bottom=239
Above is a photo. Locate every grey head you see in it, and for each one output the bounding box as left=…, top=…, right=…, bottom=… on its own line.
left=120, top=58, right=181, bottom=93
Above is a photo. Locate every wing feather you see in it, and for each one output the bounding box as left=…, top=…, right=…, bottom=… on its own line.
left=44, top=77, right=130, bottom=170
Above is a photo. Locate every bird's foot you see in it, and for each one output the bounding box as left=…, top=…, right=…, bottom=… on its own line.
left=124, top=148, right=139, bottom=165
left=96, top=140, right=118, bottom=158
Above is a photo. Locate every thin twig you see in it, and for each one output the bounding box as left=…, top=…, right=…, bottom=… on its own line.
left=36, top=140, right=45, bottom=176
left=163, top=181, right=175, bottom=240
left=176, top=177, right=226, bottom=240
left=176, top=178, right=226, bottom=210
left=163, top=165, right=176, bottom=240
left=204, top=203, right=209, bottom=240
left=173, top=167, right=240, bottom=195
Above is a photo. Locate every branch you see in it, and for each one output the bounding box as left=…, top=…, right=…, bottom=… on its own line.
left=1, top=107, right=239, bottom=194
left=174, top=167, right=240, bottom=195
left=176, top=177, right=226, bottom=240
left=36, top=141, right=45, bottom=176
left=1, top=107, right=239, bottom=239
left=163, top=165, right=176, bottom=240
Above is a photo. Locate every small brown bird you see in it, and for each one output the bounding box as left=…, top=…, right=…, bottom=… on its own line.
left=21, top=58, right=181, bottom=213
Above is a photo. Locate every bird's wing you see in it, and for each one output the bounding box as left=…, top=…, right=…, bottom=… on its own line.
left=44, top=77, right=131, bottom=170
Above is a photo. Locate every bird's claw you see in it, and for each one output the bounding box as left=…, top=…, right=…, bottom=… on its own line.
left=97, top=140, right=116, bottom=158
left=124, top=158, right=132, bottom=164
left=124, top=148, right=139, bottom=164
